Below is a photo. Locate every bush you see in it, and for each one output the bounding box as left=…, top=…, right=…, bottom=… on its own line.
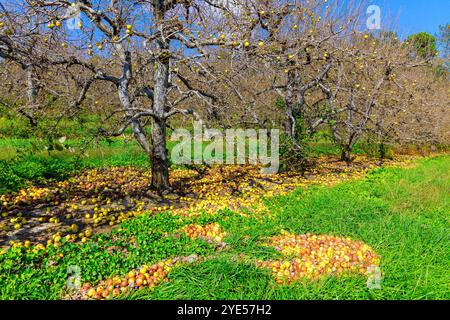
left=358, top=140, right=394, bottom=160
left=0, top=157, right=78, bottom=194
left=279, top=137, right=316, bottom=174
left=0, top=117, right=34, bottom=139
left=0, top=161, right=25, bottom=194
left=12, top=159, right=47, bottom=181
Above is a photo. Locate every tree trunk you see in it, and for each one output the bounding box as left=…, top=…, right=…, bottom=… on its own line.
left=284, top=69, right=301, bottom=140
left=25, top=64, right=38, bottom=127
left=150, top=117, right=170, bottom=192
left=150, top=55, right=171, bottom=192
left=340, top=148, right=352, bottom=163
left=285, top=104, right=296, bottom=140
left=341, top=137, right=356, bottom=164
left=379, top=143, right=387, bottom=160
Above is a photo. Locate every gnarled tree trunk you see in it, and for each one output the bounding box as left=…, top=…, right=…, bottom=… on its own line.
left=150, top=51, right=170, bottom=192
left=284, top=68, right=302, bottom=141
left=25, top=64, right=38, bottom=127
left=340, top=147, right=353, bottom=163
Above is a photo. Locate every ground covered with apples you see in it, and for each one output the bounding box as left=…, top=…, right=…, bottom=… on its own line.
left=0, top=154, right=448, bottom=300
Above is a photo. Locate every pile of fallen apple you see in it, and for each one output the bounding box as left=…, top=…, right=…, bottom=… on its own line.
left=81, top=258, right=171, bottom=299
left=257, top=232, right=381, bottom=284
left=180, top=223, right=226, bottom=243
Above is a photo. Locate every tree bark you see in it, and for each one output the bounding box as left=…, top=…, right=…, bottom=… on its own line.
left=115, top=45, right=151, bottom=154
left=150, top=116, right=170, bottom=192
left=25, top=64, right=38, bottom=127
left=285, top=68, right=302, bottom=141
left=340, top=147, right=352, bottom=163
left=117, top=82, right=151, bottom=154
left=150, top=53, right=171, bottom=192
left=379, top=143, right=387, bottom=160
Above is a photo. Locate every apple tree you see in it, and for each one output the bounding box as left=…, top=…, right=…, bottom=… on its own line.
left=27, top=0, right=259, bottom=192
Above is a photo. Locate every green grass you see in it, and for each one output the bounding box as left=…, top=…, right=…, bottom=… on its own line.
left=0, top=138, right=151, bottom=194
left=0, top=155, right=448, bottom=300
left=129, top=156, right=448, bottom=300
left=0, top=133, right=347, bottom=195
left=0, top=212, right=217, bottom=299
left=0, top=112, right=391, bottom=195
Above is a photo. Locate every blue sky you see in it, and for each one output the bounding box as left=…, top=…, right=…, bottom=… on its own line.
left=371, top=0, right=450, bottom=37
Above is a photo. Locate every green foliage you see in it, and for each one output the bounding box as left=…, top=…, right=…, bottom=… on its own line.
left=0, top=155, right=449, bottom=299
left=0, top=211, right=215, bottom=299
left=406, top=32, right=438, bottom=59
left=148, top=156, right=450, bottom=300
left=433, top=63, right=449, bottom=78
left=0, top=116, right=34, bottom=139
left=0, top=111, right=102, bottom=140
left=0, top=157, right=77, bottom=194
left=275, top=99, right=286, bottom=110
left=0, top=137, right=152, bottom=194
left=358, top=136, right=394, bottom=160
left=279, top=136, right=314, bottom=173
left=0, top=161, right=24, bottom=194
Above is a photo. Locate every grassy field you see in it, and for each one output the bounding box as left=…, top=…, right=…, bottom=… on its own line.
left=0, top=133, right=378, bottom=196
left=1, top=155, right=448, bottom=300
left=135, top=155, right=449, bottom=300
